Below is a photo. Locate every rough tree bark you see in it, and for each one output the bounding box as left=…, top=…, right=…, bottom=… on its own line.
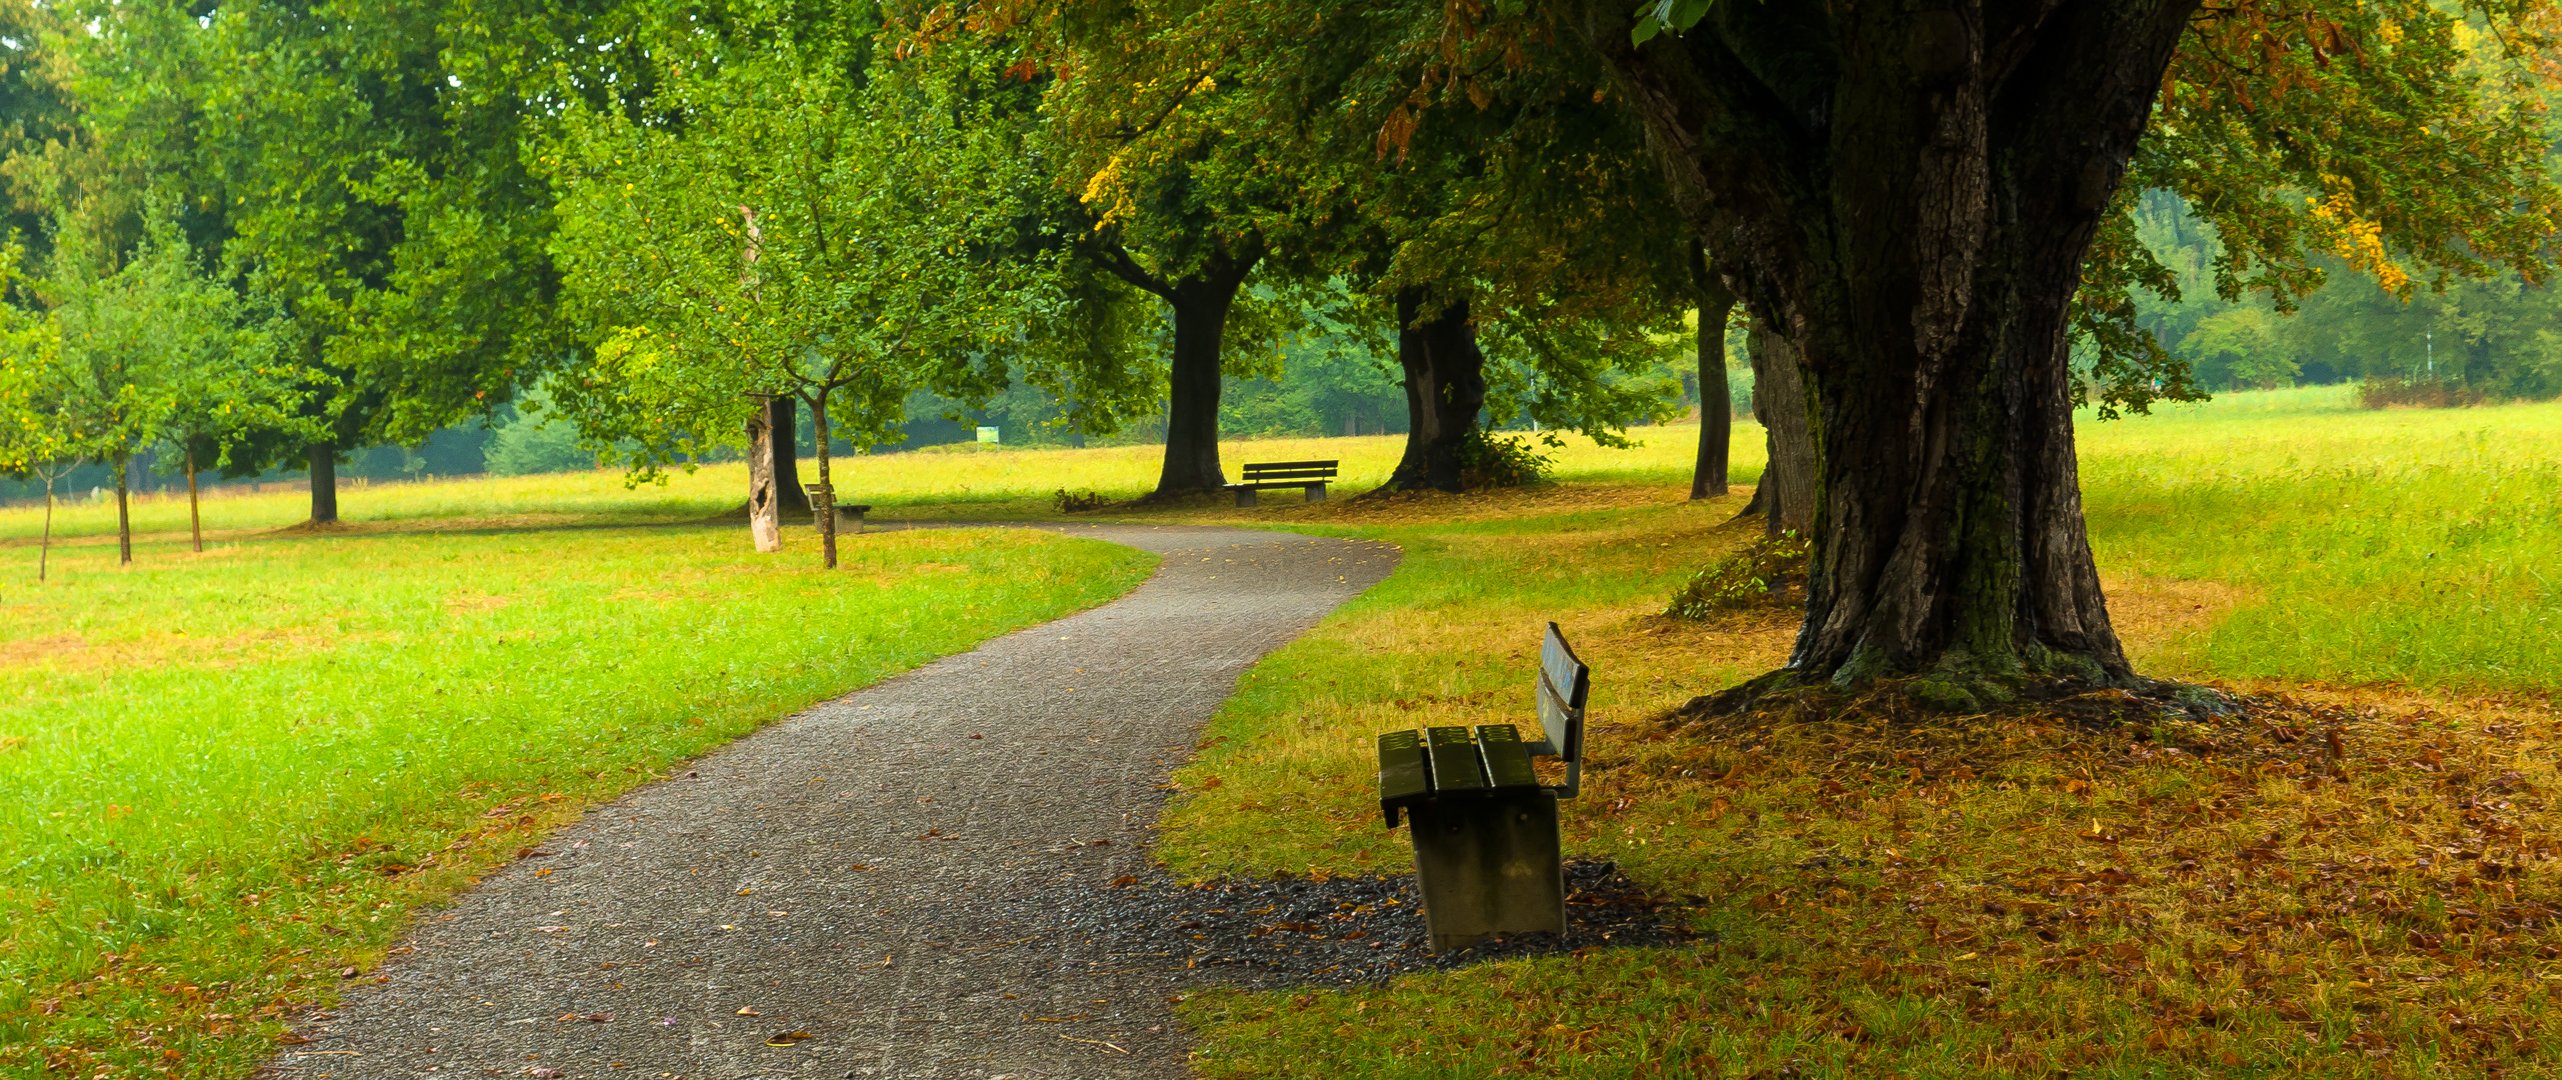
left=1385, top=287, right=1489, bottom=493
left=308, top=443, right=339, bottom=525
left=1747, top=323, right=1816, bottom=538
left=1577, top=1, right=2194, bottom=695
left=1691, top=268, right=1737, bottom=500
left=806, top=389, right=839, bottom=570
left=1154, top=258, right=1259, bottom=499
left=112, top=455, right=132, bottom=565
left=765, top=395, right=810, bottom=515
left=745, top=395, right=784, bottom=553
left=1093, top=242, right=1262, bottom=501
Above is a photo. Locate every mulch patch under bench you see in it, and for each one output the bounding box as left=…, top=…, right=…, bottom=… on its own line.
left=1070, top=860, right=1706, bottom=988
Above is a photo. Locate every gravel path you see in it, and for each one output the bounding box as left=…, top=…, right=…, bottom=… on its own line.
left=264, top=524, right=1399, bottom=1080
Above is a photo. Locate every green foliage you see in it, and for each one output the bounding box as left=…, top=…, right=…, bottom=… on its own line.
left=2178, top=307, right=2297, bottom=391
left=1454, top=428, right=1555, bottom=488
left=21, top=201, right=304, bottom=478
left=1054, top=487, right=1109, bottom=513
left=482, top=395, right=597, bottom=478
left=1665, top=531, right=1810, bottom=619
left=543, top=8, right=1053, bottom=477
left=2078, top=4, right=2562, bottom=414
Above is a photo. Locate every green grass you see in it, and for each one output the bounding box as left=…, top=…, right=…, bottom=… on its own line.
left=0, top=518, right=1154, bottom=1076
left=1116, top=387, right=2562, bottom=1077
left=2083, top=389, right=2562, bottom=689
left=14, top=383, right=2562, bottom=1075
left=4, top=424, right=1756, bottom=541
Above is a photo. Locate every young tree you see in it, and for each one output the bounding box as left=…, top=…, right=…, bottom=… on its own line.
left=1525, top=0, right=2562, bottom=700
left=157, top=308, right=312, bottom=553
left=30, top=205, right=259, bottom=564
left=0, top=266, right=78, bottom=581
left=547, top=10, right=1045, bottom=567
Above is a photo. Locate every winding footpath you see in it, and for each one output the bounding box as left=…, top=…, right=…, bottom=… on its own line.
left=264, top=524, right=1399, bottom=1080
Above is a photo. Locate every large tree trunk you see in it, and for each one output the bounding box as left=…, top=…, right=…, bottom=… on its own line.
left=113, top=454, right=133, bottom=565
left=1747, top=323, right=1815, bottom=537
left=766, top=395, right=810, bottom=515
left=1148, top=253, right=1259, bottom=500
left=1578, top=0, right=2192, bottom=692
left=1385, top=288, right=1488, bottom=493
left=308, top=443, right=339, bottom=525
left=745, top=396, right=783, bottom=553
left=1691, top=279, right=1736, bottom=500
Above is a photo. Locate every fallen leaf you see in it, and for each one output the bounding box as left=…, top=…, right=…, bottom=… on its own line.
left=765, top=1029, right=814, bottom=1047
left=735, top=1006, right=761, bottom=1017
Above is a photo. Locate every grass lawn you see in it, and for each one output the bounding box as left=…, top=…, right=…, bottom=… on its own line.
left=1121, top=386, right=2562, bottom=1077
left=15, top=384, right=2562, bottom=1076
left=0, top=514, right=1155, bottom=1077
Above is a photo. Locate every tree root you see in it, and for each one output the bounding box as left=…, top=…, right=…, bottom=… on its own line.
left=1675, top=667, right=2242, bottom=733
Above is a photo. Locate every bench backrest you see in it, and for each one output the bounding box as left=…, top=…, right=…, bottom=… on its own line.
left=1532, top=621, right=1589, bottom=798
left=1240, top=459, right=1339, bottom=482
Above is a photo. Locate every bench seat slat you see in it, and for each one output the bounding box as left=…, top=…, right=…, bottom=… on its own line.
left=1377, top=729, right=1432, bottom=826
left=1425, top=725, right=1489, bottom=793
left=1476, top=725, right=1539, bottom=789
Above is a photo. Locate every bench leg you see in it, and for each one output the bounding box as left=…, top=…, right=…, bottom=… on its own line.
left=1304, top=483, right=1327, bottom=503
left=1233, top=487, right=1257, bottom=508
left=1405, top=791, right=1565, bottom=951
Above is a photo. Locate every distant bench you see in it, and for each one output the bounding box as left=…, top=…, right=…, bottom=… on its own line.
left=803, top=482, right=873, bottom=534
left=1227, top=459, right=1337, bottom=507
left=1377, top=622, right=1588, bottom=950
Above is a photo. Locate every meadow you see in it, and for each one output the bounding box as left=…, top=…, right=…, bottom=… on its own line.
left=17, top=383, right=2562, bottom=1076
left=0, top=514, right=1155, bottom=1075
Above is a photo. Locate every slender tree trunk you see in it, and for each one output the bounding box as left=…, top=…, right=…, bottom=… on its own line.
left=308, top=443, right=339, bottom=525
left=745, top=395, right=783, bottom=553
left=809, top=390, right=837, bottom=571
left=1578, top=0, right=2189, bottom=694
left=1386, top=288, right=1489, bottom=492
left=767, top=395, right=810, bottom=515
left=114, top=455, right=133, bottom=566
left=1691, top=282, right=1737, bottom=500
left=38, top=475, right=54, bottom=582
left=1748, top=323, right=1816, bottom=538
left=186, top=446, right=203, bottom=553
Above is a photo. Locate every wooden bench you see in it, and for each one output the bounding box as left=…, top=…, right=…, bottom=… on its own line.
left=1227, top=459, right=1338, bottom=507
left=1377, top=622, right=1588, bottom=950
left=803, top=482, right=873, bottom=534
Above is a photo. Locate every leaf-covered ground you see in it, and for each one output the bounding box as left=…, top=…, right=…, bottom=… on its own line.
left=1132, top=388, right=2562, bottom=1076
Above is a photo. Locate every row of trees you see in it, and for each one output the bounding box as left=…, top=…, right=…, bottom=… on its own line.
left=5, top=0, right=2559, bottom=704
left=0, top=0, right=1730, bottom=572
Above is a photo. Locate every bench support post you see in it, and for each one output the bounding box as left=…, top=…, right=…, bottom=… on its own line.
left=1304, top=482, right=1327, bottom=502
left=1233, top=487, right=1258, bottom=508
left=1405, top=791, right=1565, bottom=950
